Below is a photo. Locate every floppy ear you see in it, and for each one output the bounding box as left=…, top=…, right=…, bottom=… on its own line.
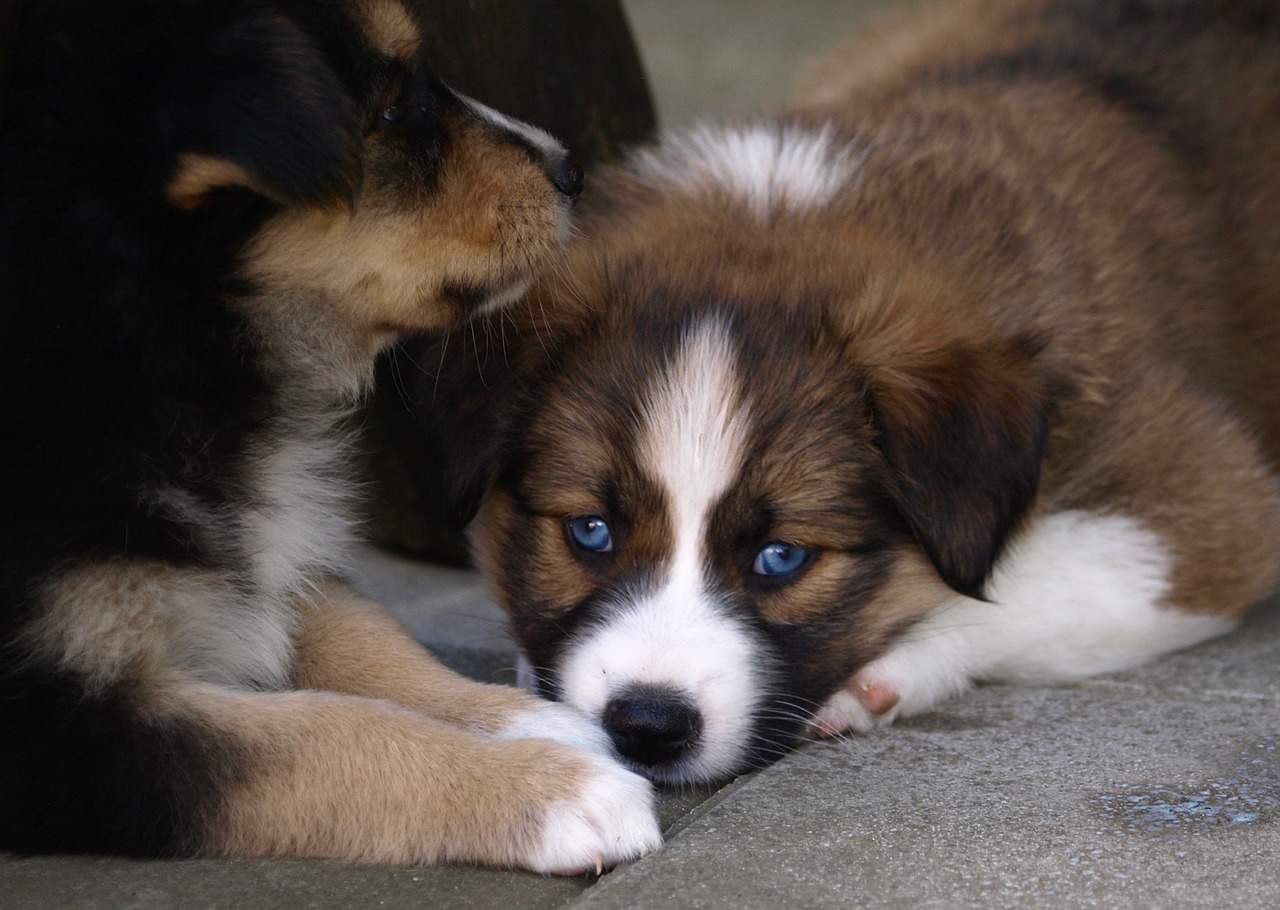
left=415, top=271, right=596, bottom=529
left=412, top=322, right=532, bottom=530
left=839, top=262, right=1054, bottom=599
left=160, top=12, right=361, bottom=210
left=868, top=335, right=1051, bottom=598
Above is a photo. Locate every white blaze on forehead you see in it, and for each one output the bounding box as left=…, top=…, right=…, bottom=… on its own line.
left=557, top=318, right=767, bottom=781
left=640, top=317, right=751, bottom=529
left=628, top=123, right=870, bottom=220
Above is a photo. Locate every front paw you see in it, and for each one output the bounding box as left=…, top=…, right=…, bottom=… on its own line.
left=524, top=752, right=662, bottom=876
left=811, top=666, right=904, bottom=736
left=810, top=643, right=973, bottom=737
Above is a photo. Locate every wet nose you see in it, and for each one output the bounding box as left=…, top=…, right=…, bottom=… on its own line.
left=603, top=689, right=702, bottom=767
left=549, top=156, right=584, bottom=200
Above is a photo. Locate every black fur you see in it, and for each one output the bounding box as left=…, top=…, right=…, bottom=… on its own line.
left=0, top=0, right=580, bottom=857
left=0, top=0, right=370, bottom=856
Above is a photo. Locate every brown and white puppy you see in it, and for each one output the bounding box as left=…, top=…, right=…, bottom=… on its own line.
left=425, top=0, right=1280, bottom=786
left=0, top=0, right=659, bottom=871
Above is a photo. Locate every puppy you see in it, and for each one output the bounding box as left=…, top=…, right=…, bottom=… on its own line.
left=0, top=0, right=660, bottom=871
left=425, top=0, right=1280, bottom=786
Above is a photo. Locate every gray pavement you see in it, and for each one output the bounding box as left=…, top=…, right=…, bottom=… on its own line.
left=6, top=546, right=1274, bottom=909
left=5, top=1, right=1280, bottom=907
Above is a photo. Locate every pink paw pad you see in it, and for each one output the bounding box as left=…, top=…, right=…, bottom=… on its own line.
left=853, top=674, right=901, bottom=717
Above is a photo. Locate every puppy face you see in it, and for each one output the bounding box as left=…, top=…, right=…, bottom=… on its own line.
left=472, top=314, right=896, bottom=784
left=16, top=0, right=578, bottom=396
left=235, top=3, right=579, bottom=389
left=239, top=0, right=579, bottom=391
left=436, top=201, right=1050, bottom=784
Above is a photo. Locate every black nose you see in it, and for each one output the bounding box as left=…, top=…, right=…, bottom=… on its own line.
left=550, top=157, right=584, bottom=200
left=603, top=690, right=702, bottom=767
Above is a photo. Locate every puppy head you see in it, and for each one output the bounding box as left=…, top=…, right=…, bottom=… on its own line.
left=429, top=198, right=1052, bottom=784
left=7, top=0, right=578, bottom=394
left=234, top=0, right=583, bottom=391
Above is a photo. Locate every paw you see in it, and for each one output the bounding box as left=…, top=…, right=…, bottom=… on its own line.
left=811, top=665, right=904, bottom=736
left=499, top=699, right=615, bottom=757
left=810, top=639, right=973, bottom=737
left=524, top=753, right=662, bottom=876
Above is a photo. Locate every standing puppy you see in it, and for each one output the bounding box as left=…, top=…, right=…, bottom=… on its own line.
left=426, top=0, right=1280, bottom=786
left=0, top=0, right=659, bottom=871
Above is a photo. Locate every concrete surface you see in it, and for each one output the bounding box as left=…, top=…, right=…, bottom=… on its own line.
left=6, top=2, right=1280, bottom=908
left=5, top=545, right=1276, bottom=909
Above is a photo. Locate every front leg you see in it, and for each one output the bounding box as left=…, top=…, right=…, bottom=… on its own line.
left=813, top=510, right=1239, bottom=736
left=291, top=581, right=615, bottom=752
left=811, top=597, right=975, bottom=735
left=284, top=582, right=660, bottom=870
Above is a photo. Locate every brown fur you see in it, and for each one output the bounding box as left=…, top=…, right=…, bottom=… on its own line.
left=424, top=0, right=1280, bottom=777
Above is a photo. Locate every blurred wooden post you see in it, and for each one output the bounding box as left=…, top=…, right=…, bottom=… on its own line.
left=361, top=0, right=657, bottom=562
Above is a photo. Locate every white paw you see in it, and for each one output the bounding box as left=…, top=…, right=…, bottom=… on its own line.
left=525, top=754, right=662, bottom=876
left=813, top=688, right=879, bottom=735
left=499, top=700, right=614, bottom=757
left=810, top=639, right=972, bottom=737
left=811, top=665, right=905, bottom=736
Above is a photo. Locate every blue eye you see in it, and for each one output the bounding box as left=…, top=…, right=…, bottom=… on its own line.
left=752, top=542, right=809, bottom=577
left=566, top=516, right=613, bottom=553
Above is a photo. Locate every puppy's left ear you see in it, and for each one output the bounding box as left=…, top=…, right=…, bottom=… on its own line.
left=847, top=265, right=1054, bottom=599
left=869, top=335, right=1051, bottom=598
left=160, top=11, right=361, bottom=210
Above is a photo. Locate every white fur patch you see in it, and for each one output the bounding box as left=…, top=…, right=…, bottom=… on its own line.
left=628, top=123, right=870, bottom=219
left=816, top=510, right=1236, bottom=731
left=556, top=319, right=765, bottom=781
left=640, top=317, right=749, bottom=510
left=464, top=97, right=565, bottom=162
left=526, top=753, right=662, bottom=876
left=499, top=699, right=616, bottom=757
left=239, top=419, right=357, bottom=600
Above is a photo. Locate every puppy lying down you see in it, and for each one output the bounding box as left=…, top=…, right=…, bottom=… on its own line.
left=423, top=0, right=1280, bottom=785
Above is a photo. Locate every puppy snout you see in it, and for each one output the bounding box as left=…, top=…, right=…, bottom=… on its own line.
left=603, top=689, right=701, bottom=767
left=549, top=155, right=584, bottom=201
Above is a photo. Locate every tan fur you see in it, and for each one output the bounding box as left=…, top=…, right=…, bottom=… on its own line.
left=166, top=154, right=257, bottom=209
left=360, top=0, right=420, bottom=62
left=291, top=582, right=564, bottom=733
left=191, top=585, right=601, bottom=866
left=239, top=105, right=569, bottom=394
left=24, top=558, right=651, bottom=867
left=145, top=677, right=588, bottom=866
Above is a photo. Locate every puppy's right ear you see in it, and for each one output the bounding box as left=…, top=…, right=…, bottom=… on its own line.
left=413, top=327, right=522, bottom=530
left=417, top=265, right=597, bottom=528
left=160, top=11, right=361, bottom=210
